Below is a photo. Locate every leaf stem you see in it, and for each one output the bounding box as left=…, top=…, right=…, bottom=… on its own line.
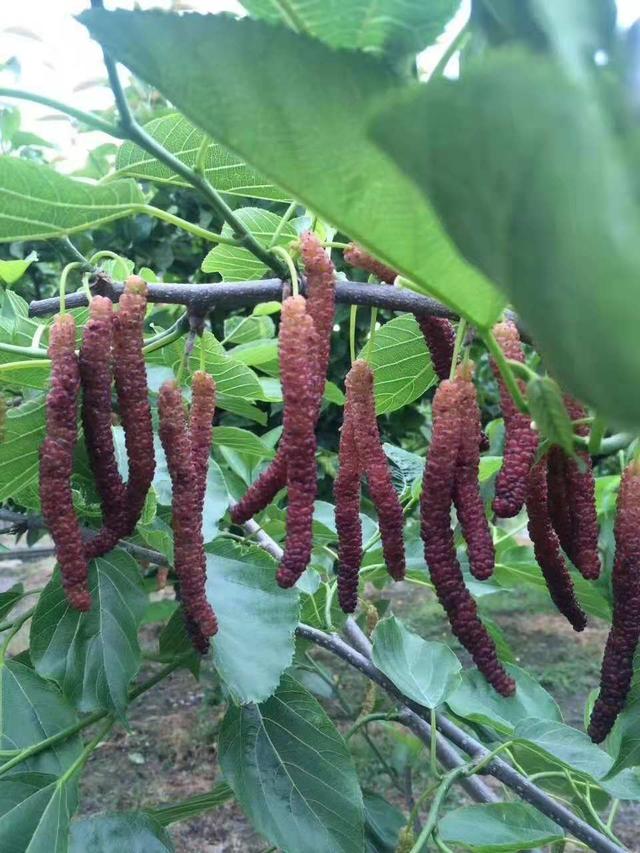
left=268, top=201, right=297, bottom=249
left=349, top=305, right=358, bottom=364
left=0, top=341, right=48, bottom=358
left=0, top=86, right=125, bottom=137
left=59, top=262, right=84, bottom=315
left=345, top=711, right=398, bottom=740
left=589, top=415, right=607, bottom=455
left=0, top=358, right=51, bottom=373
left=270, top=246, right=298, bottom=296
left=409, top=765, right=469, bottom=853
left=484, top=330, right=528, bottom=414
left=59, top=716, right=114, bottom=784
left=448, top=319, right=466, bottom=380
left=88, top=249, right=122, bottom=266
left=134, top=204, right=237, bottom=245
left=367, top=307, right=378, bottom=357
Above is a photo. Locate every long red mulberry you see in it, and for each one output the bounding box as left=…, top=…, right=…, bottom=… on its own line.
left=348, top=360, right=405, bottom=582
left=80, top=296, right=127, bottom=560
left=415, top=315, right=456, bottom=383
left=491, top=321, right=538, bottom=518
left=276, top=296, right=319, bottom=588
left=159, top=379, right=217, bottom=652
left=453, top=364, right=494, bottom=580
left=189, top=370, right=216, bottom=514
left=334, top=398, right=362, bottom=613
left=561, top=396, right=600, bottom=580
left=40, top=314, right=91, bottom=610
left=231, top=234, right=335, bottom=525
left=526, top=458, right=587, bottom=632
left=344, top=243, right=396, bottom=284
left=421, top=380, right=514, bottom=696
left=546, top=446, right=574, bottom=560
left=588, top=461, right=640, bottom=742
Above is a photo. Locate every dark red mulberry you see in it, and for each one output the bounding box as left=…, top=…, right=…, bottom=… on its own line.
left=189, top=370, right=216, bottom=514
left=159, top=379, right=217, bottom=652
left=421, top=380, right=514, bottom=696
left=348, top=359, right=405, bottom=582
left=112, top=276, right=155, bottom=538
left=334, top=397, right=362, bottom=613
left=546, top=446, right=574, bottom=561
left=344, top=243, right=396, bottom=284
left=588, top=461, right=640, bottom=742
left=40, top=314, right=91, bottom=611
left=80, top=296, right=127, bottom=560
left=526, top=458, right=587, bottom=632
left=415, top=315, right=456, bottom=383
left=453, top=363, right=495, bottom=580
left=561, top=396, right=600, bottom=580
left=491, top=321, right=538, bottom=518
left=231, top=234, right=335, bottom=526
left=276, top=296, right=319, bottom=588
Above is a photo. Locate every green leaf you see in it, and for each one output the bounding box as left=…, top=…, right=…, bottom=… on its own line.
left=0, top=771, right=78, bottom=853
left=0, top=396, right=46, bottom=509
left=30, top=549, right=147, bottom=717
left=514, top=718, right=612, bottom=781
left=0, top=156, right=143, bottom=242
left=526, top=376, right=575, bottom=457
left=0, top=582, right=24, bottom=621
left=371, top=616, right=461, bottom=708
left=228, top=339, right=279, bottom=368
left=371, top=50, right=640, bottom=426
left=0, top=359, right=51, bottom=392
left=0, top=660, right=82, bottom=776
left=206, top=539, right=299, bottom=703
left=185, top=332, right=263, bottom=401
left=146, top=783, right=234, bottom=826
left=115, top=113, right=286, bottom=201
left=0, top=251, right=37, bottom=285
left=438, top=802, right=563, bottom=851
left=360, top=315, right=435, bottom=414
left=158, top=608, right=200, bottom=678
left=446, top=665, right=562, bottom=736
left=213, top=426, right=275, bottom=459
left=363, top=791, right=404, bottom=853
left=202, top=208, right=301, bottom=281
left=79, top=10, right=503, bottom=328
left=219, top=674, right=364, bottom=853
left=240, top=0, right=457, bottom=56
left=70, top=812, right=174, bottom=852
left=224, top=314, right=275, bottom=344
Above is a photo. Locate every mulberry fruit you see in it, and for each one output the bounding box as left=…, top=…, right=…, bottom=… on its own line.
left=159, top=379, right=217, bottom=652
left=348, top=360, right=405, bottom=582
left=40, top=314, right=91, bottom=610
left=491, top=321, right=538, bottom=518
left=526, top=458, right=587, bottom=632
left=80, top=296, right=127, bottom=560
left=453, top=363, right=494, bottom=580
left=276, top=296, right=319, bottom=588
left=189, top=370, right=216, bottom=514
left=421, top=379, right=514, bottom=696
left=415, top=315, right=456, bottom=383
left=334, top=397, right=362, bottom=613
left=588, top=461, right=640, bottom=742
left=344, top=243, right=396, bottom=284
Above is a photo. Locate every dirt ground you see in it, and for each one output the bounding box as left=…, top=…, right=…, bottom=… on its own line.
left=2, top=543, right=639, bottom=851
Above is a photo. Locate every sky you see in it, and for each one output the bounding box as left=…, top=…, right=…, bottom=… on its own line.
left=1, top=0, right=639, bottom=170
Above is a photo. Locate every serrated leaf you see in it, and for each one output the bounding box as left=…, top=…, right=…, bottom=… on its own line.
left=115, top=113, right=287, bottom=201
left=0, top=771, right=78, bottom=853
left=219, top=674, right=364, bottom=853
left=526, top=376, right=575, bottom=457
left=0, top=156, right=143, bottom=242
left=70, top=811, right=174, bottom=852
left=30, top=549, right=148, bottom=717
left=0, top=251, right=37, bottom=285
left=202, top=208, right=301, bottom=281
left=371, top=616, right=461, bottom=708
left=359, top=315, right=436, bottom=414
left=79, top=10, right=503, bottom=328
left=224, top=314, right=275, bottom=344
left=0, top=660, right=82, bottom=776
left=438, top=803, right=563, bottom=851
left=206, top=539, right=299, bottom=703
left=0, top=396, right=46, bottom=508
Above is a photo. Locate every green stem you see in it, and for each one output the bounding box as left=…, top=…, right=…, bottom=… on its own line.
left=433, top=833, right=455, bottom=853
left=194, top=135, right=210, bottom=177
left=323, top=241, right=350, bottom=250
left=607, top=798, right=620, bottom=831
left=0, top=606, right=35, bottom=660
left=324, top=581, right=337, bottom=632
left=448, top=319, right=467, bottom=380
left=484, top=330, right=528, bottom=414
left=0, top=87, right=124, bottom=137
left=142, top=315, right=190, bottom=355
left=466, top=741, right=514, bottom=776
left=270, top=246, right=299, bottom=296
left=0, top=341, right=48, bottom=358
left=410, top=765, right=469, bottom=853
left=430, top=708, right=439, bottom=780
left=349, top=305, right=358, bottom=364
left=345, top=712, right=397, bottom=740
left=59, top=717, right=114, bottom=784
left=268, top=202, right=298, bottom=249
left=58, top=237, right=92, bottom=269
left=135, top=205, right=236, bottom=245
left=59, top=262, right=84, bottom=314
left=89, top=249, right=122, bottom=266
left=588, top=415, right=607, bottom=455
left=563, top=771, right=621, bottom=845
left=367, top=307, right=378, bottom=357
left=506, top=357, right=538, bottom=383
left=0, top=359, right=50, bottom=373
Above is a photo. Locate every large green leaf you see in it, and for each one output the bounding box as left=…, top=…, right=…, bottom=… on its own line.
left=514, top=718, right=612, bottom=781
left=185, top=332, right=264, bottom=402
left=240, top=0, right=457, bottom=55
left=0, top=583, right=24, bottom=622
left=219, top=674, right=364, bottom=853
left=0, top=396, right=46, bottom=509
left=115, top=113, right=285, bottom=201
left=363, top=791, right=404, bottom=853
left=0, top=660, right=82, bottom=776
left=79, top=10, right=503, bottom=328
left=70, top=812, right=174, bottom=852
left=30, top=549, right=147, bottom=717
left=438, top=803, right=563, bottom=851
left=446, top=666, right=562, bottom=736
left=0, top=771, right=78, bottom=853
left=371, top=51, right=640, bottom=427
left=202, top=208, right=302, bottom=281
left=206, top=539, right=299, bottom=703
left=359, top=315, right=436, bottom=414
left=371, top=616, right=461, bottom=709
left=212, top=426, right=275, bottom=460
left=0, top=359, right=50, bottom=392
left=0, top=156, right=143, bottom=242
